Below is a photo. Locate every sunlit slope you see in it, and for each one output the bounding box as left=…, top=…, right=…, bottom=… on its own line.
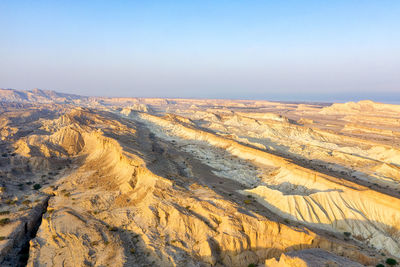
left=1, top=108, right=368, bottom=267
left=135, top=110, right=400, bottom=257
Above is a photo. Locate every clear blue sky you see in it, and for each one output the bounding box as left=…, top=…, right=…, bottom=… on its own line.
left=1, top=0, right=399, bottom=101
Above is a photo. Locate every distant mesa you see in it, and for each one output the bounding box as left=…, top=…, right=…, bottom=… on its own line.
left=319, top=100, right=400, bottom=115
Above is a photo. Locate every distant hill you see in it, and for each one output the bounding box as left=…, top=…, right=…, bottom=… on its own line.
left=0, top=88, right=88, bottom=103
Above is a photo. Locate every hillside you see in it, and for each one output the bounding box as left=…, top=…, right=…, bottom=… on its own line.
left=0, top=89, right=399, bottom=266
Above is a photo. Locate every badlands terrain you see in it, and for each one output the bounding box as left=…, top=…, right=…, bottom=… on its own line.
left=0, top=88, right=400, bottom=267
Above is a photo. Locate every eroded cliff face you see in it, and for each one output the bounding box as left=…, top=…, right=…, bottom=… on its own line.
left=22, top=109, right=373, bottom=266
left=0, top=97, right=399, bottom=267
left=134, top=111, right=400, bottom=257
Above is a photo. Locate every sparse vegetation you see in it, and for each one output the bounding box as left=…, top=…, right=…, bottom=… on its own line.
left=5, top=199, right=16, bottom=205
left=0, top=236, right=6, bottom=241
left=343, top=232, right=351, bottom=237
left=248, top=264, right=256, bottom=267
left=0, top=218, right=11, bottom=226
left=0, top=210, right=10, bottom=215
left=244, top=199, right=252, bottom=204
left=33, top=183, right=41, bottom=190
left=386, top=258, right=398, bottom=266
left=376, top=264, right=384, bottom=267
left=108, top=226, right=118, bottom=232
left=90, top=241, right=99, bottom=246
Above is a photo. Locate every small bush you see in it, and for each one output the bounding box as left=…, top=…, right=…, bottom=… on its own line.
left=343, top=232, right=351, bottom=237
left=64, top=192, right=71, bottom=197
left=0, top=211, right=10, bottom=215
left=33, top=184, right=41, bottom=190
left=90, top=241, right=99, bottom=246
left=130, top=248, right=135, bottom=254
left=244, top=199, right=251, bottom=204
left=0, top=218, right=11, bottom=226
left=376, top=264, right=385, bottom=267
left=108, top=226, right=118, bottom=232
left=4, top=199, right=16, bottom=205
left=0, top=236, right=6, bottom=241
left=386, top=258, right=398, bottom=266
left=248, top=264, right=256, bottom=267
left=22, top=200, right=31, bottom=205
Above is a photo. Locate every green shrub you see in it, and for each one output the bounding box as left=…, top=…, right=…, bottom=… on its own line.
left=248, top=264, right=256, bottom=267
left=4, top=199, right=16, bottom=205
left=33, top=184, right=41, bottom=190
left=108, top=226, right=118, bottom=232
left=386, top=258, right=398, bottom=266
left=0, top=211, right=10, bottom=215
left=0, top=236, right=6, bottom=241
left=376, top=264, right=384, bottom=267
left=0, top=218, right=11, bottom=226
left=343, top=232, right=351, bottom=237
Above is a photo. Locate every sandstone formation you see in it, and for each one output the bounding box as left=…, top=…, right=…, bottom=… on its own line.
left=0, top=89, right=399, bottom=266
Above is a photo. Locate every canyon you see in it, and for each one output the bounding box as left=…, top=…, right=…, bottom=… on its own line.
left=0, top=88, right=399, bottom=266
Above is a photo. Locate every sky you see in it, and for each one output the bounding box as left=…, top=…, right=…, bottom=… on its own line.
left=0, top=0, right=399, bottom=101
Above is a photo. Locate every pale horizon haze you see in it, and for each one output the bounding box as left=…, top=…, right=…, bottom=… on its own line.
left=1, top=0, right=399, bottom=102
